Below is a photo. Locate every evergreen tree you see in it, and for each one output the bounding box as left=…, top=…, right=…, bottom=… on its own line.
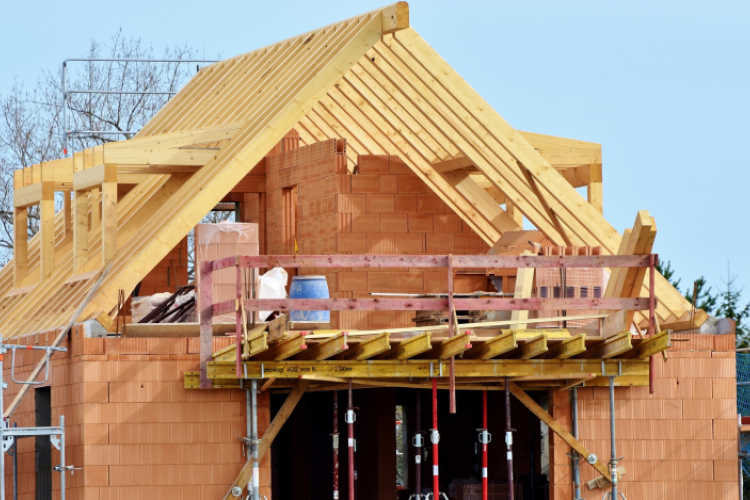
left=715, top=263, right=750, bottom=347
left=685, top=276, right=718, bottom=314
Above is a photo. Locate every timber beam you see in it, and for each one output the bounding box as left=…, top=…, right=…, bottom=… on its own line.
left=207, top=358, right=650, bottom=381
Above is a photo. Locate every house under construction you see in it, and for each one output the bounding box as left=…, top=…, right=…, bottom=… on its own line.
left=1, top=3, right=739, bottom=500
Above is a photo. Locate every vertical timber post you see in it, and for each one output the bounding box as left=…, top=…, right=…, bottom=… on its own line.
left=447, top=255, right=456, bottom=414
left=199, top=261, right=214, bottom=389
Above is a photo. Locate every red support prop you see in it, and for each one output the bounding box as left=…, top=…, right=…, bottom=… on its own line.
left=482, top=390, right=488, bottom=500
left=447, top=255, right=456, bottom=414
left=347, top=380, right=355, bottom=500
left=649, top=253, right=657, bottom=393
left=415, top=394, right=422, bottom=497
left=333, top=391, right=339, bottom=500
left=432, top=378, right=439, bottom=498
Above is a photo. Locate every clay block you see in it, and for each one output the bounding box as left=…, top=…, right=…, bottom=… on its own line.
left=366, top=194, right=394, bottom=213
left=393, top=233, right=425, bottom=254
left=394, top=194, right=417, bottom=213
left=434, top=213, right=462, bottom=233
left=417, top=193, right=445, bottom=213
left=351, top=175, right=380, bottom=193
left=380, top=175, right=398, bottom=193
left=408, top=214, right=433, bottom=232
left=336, top=233, right=367, bottom=254
left=351, top=213, right=380, bottom=233
left=425, top=233, right=454, bottom=253
left=336, top=194, right=367, bottom=213
left=379, top=213, right=408, bottom=233
left=389, top=156, right=411, bottom=174
left=397, top=174, right=425, bottom=193
left=358, top=155, right=390, bottom=175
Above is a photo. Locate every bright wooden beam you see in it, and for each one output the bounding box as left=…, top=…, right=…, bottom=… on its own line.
left=630, top=330, right=671, bottom=358
left=431, top=156, right=473, bottom=173
left=380, top=332, right=432, bottom=360
left=545, top=335, right=587, bottom=359
left=420, top=331, right=472, bottom=359
left=13, top=183, right=44, bottom=208
left=101, top=164, right=118, bottom=265
left=380, top=1, right=409, bottom=34
left=39, top=183, right=55, bottom=279
left=464, top=331, right=517, bottom=359
left=520, top=167, right=573, bottom=246
left=588, top=163, right=603, bottom=214
left=73, top=190, right=89, bottom=272
left=510, top=251, right=534, bottom=329
left=579, top=331, right=632, bottom=359
left=517, top=334, right=548, bottom=359
left=508, top=381, right=612, bottom=482
left=13, top=208, right=27, bottom=286
left=253, top=333, right=308, bottom=361
left=341, top=333, right=391, bottom=360
left=295, top=333, right=349, bottom=360
left=73, top=163, right=117, bottom=192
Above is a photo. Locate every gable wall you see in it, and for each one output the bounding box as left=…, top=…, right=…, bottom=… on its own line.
left=253, top=134, right=488, bottom=330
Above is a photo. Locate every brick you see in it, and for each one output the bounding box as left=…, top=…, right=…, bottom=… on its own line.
left=713, top=419, right=737, bottom=439
left=336, top=194, right=367, bottom=213
left=394, top=194, right=417, bottom=212
left=336, top=233, right=367, bottom=254
left=397, top=174, right=425, bottom=193
left=366, top=194, right=394, bottom=213
left=712, top=378, right=735, bottom=398
left=351, top=213, right=379, bottom=233
left=393, top=233, right=424, bottom=254
left=380, top=175, right=398, bottom=193
left=368, top=272, right=423, bottom=292
left=358, top=155, right=390, bottom=174
left=408, top=214, right=433, bottom=232
left=351, top=175, right=380, bottom=193
left=434, top=213, right=462, bottom=233
left=425, top=233, right=454, bottom=253
left=714, top=460, right=738, bottom=481
left=417, top=193, right=445, bottom=213
left=379, top=213, right=408, bottom=233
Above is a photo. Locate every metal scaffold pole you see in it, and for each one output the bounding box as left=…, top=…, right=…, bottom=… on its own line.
left=333, top=392, right=340, bottom=500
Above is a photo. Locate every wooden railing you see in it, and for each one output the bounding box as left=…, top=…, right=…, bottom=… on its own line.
left=198, top=254, right=657, bottom=389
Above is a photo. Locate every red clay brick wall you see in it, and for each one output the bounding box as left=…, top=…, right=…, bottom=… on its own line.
left=259, top=138, right=489, bottom=330
left=549, top=333, right=739, bottom=499
left=4, top=328, right=267, bottom=500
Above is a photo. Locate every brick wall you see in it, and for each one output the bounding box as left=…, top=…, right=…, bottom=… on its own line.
left=259, top=135, right=489, bottom=330
left=4, top=328, right=267, bottom=500
left=549, top=333, right=739, bottom=499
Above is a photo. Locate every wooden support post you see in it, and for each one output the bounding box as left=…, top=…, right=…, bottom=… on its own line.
left=199, top=261, right=214, bottom=389
left=73, top=190, right=89, bottom=272
left=63, top=191, right=72, bottom=235
left=507, top=382, right=612, bottom=482
left=39, top=181, right=55, bottom=279
left=506, top=200, right=524, bottom=226
left=588, top=164, right=603, bottom=214
left=90, top=187, right=101, bottom=228
left=510, top=251, right=535, bottom=329
left=448, top=254, right=456, bottom=414
left=13, top=207, right=27, bottom=286
left=222, top=379, right=311, bottom=500
left=101, top=164, right=117, bottom=264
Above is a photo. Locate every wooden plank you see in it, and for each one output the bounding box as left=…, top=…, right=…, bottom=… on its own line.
left=208, top=358, right=650, bottom=380
left=222, top=379, right=310, bottom=500
left=516, top=334, right=548, bottom=359
left=101, top=177, right=118, bottom=265
left=508, top=382, right=611, bottom=482
left=228, top=254, right=650, bottom=271
left=380, top=332, right=432, bottom=360
left=340, top=332, right=390, bottom=360
left=73, top=190, right=89, bottom=272
left=39, top=186, right=55, bottom=279
left=123, top=322, right=252, bottom=337
left=13, top=208, right=27, bottom=286
left=588, top=163, right=603, bottom=214
left=431, top=156, right=474, bottom=173
left=252, top=333, right=308, bottom=361
left=510, top=251, right=535, bottom=329
left=295, top=333, right=349, bottom=360
left=463, top=331, right=517, bottom=359
left=73, top=163, right=117, bottom=191
left=419, top=331, right=472, bottom=359
left=13, top=183, right=43, bottom=208
left=629, top=330, right=671, bottom=358
left=380, top=1, right=409, bottom=34
left=241, top=297, right=648, bottom=313
left=544, top=335, right=587, bottom=359
left=578, top=331, right=632, bottom=359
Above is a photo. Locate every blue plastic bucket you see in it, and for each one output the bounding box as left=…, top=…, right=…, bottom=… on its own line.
left=289, top=275, right=330, bottom=322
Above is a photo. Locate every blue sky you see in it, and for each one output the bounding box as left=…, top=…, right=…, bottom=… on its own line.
left=2, top=0, right=748, bottom=305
